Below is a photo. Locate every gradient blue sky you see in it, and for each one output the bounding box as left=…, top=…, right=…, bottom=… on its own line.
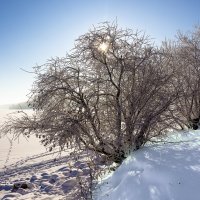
left=0, top=0, right=200, bottom=105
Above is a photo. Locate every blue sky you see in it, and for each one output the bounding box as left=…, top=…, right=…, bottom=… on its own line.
left=0, top=0, right=200, bottom=105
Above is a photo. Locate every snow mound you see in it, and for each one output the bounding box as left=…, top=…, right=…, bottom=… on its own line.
left=95, top=131, right=200, bottom=200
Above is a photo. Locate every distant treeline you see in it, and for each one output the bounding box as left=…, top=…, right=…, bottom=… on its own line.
left=9, top=102, right=32, bottom=110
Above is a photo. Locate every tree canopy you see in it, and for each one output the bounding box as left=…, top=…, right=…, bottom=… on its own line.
left=2, top=22, right=200, bottom=163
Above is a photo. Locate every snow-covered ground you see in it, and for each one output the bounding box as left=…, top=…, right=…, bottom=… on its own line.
left=1, top=109, right=200, bottom=199
left=0, top=135, right=47, bottom=169
left=0, top=149, right=94, bottom=200
left=0, top=109, right=46, bottom=168
left=95, top=130, right=200, bottom=200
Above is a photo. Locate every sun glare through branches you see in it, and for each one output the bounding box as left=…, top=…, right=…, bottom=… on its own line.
left=98, top=42, right=109, bottom=53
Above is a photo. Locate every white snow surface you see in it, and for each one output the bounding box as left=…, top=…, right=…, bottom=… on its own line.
left=0, top=149, right=94, bottom=200
left=95, top=130, right=200, bottom=200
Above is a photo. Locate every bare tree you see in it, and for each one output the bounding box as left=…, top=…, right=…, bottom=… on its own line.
left=170, top=27, right=200, bottom=129
left=1, top=22, right=178, bottom=164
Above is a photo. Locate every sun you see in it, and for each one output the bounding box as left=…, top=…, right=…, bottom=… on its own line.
left=98, top=42, right=109, bottom=53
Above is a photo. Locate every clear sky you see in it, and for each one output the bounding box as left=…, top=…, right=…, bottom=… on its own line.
left=0, top=0, right=200, bottom=105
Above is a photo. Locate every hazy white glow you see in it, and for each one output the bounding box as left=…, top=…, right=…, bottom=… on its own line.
left=98, top=42, right=109, bottom=53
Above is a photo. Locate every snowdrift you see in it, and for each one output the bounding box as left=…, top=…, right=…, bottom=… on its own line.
left=95, top=131, right=200, bottom=200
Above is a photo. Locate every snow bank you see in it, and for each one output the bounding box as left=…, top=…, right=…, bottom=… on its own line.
left=95, top=130, right=200, bottom=200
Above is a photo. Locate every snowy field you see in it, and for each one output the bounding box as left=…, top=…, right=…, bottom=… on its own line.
left=1, top=109, right=200, bottom=199
left=0, top=110, right=46, bottom=169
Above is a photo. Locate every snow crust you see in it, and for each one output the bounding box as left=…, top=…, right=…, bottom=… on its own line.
left=95, top=130, right=200, bottom=200
left=0, top=150, right=92, bottom=200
